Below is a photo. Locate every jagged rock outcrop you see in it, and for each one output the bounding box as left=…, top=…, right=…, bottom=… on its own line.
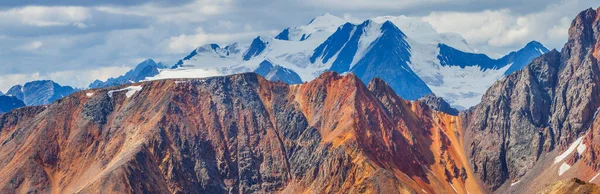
left=0, top=72, right=482, bottom=194
left=464, top=7, right=600, bottom=191
left=417, top=94, right=459, bottom=116
left=465, top=50, right=561, bottom=189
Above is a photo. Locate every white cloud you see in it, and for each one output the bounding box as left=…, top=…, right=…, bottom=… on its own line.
left=0, top=0, right=596, bottom=89
left=0, top=6, right=91, bottom=27
left=96, top=0, right=233, bottom=23
left=302, top=0, right=449, bottom=10
left=421, top=0, right=592, bottom=55
left=0, top=66, right=131, bottom=92
left=165, top=27, right=259, bottom=54
left=18, top=41, right=43, bottom=51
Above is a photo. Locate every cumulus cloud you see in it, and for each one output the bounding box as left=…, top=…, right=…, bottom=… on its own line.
left=0, top=0, right=194, bottom=8
left=18, top=41, right=43, bottom=51
left=0, top=6, right=91, bottom=27
left=421, top=0, right=592, bottom=54
left=302, top=0, right=451, bottom=11
left=165, top=27, right=260, bottom=54
left=96, top=0, right=233, bottom=22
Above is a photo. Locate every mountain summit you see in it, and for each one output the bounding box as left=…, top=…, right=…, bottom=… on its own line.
left=149, top=14, right=547, bottom=108
left=464, top=7, right=600, bottom=193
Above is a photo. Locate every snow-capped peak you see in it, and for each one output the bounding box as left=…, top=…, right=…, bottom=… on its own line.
left=523, top=40, right=548, bottom=54
left=276, top=13, right=346, bottom=41
left=307, top=13, right=346, bottom=29
left=151, top=13, right=547, bottom=109
left=372, top=15, right=472, bottom=52
left=351, top=20, right=384, bottom=69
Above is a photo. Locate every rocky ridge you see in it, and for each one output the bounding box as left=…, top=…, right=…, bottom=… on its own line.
left=0, top=72, right=482, bottom=193
left=464, top=7, right=600, bottom=192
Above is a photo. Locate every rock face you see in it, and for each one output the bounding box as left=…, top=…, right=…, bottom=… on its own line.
left=5, top=80, right=77, bottom=106
left=0, top=72, right=482, bottom=194
left=417, top=94, right=459, bottom=115
left=0, top=96, right=25, bottom=113
left=464, top=7, right=600, bottom=191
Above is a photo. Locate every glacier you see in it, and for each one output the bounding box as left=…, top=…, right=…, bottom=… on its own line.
left=147, top=13, right=548, bottom=109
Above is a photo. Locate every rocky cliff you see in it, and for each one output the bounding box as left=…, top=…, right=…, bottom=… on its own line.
left=0, top=72, right=481, bottom=194
left=464, top=7, right=600, bottom=192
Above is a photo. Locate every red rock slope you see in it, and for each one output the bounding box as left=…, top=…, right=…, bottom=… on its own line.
left=0, top=72, right=482, bottom=194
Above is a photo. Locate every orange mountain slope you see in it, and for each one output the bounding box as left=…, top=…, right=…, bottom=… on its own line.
left=0, top=72, right=482, bottom=194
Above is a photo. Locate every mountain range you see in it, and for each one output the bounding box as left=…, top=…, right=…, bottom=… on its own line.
left=2, top=6, right=600, bottom=194
left=152, top=13, right=548, bottom=109
left=4, top=80, right=77, bottom=106
left=0, top=13, right=547, bottom=113
left=89, top=59, right=168, bottom=89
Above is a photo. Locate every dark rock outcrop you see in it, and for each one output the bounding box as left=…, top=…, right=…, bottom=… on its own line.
left=417, top=94, right=459, bottom=116
left=464, top=7, right=600, bottom=191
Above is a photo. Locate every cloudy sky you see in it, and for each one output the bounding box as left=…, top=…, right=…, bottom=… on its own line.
left=0, top=0, right=597, bottom=91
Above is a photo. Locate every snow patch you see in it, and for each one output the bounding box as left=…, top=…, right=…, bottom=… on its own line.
left=350, top=21, right=382, bottom=69
left=558, top=163, right=571, bottom=176
left=577, top=142, right=587, bottom=155
left=510, top=180, right=521, bottom=187
left=407, top=40, right=509, bottom=109
left=536, top=47, right=545, bottom=54
left=554, top=136, right=585, bottom=164
left=591, top=173, right=600, bottom=182
left=149, top=68, right=223, bottom=80
left=449, top=183, right=458, bottom=194
left=86, top=93, right=94, bottom=98
left=175, top=81, right=188, bottom=84
left=593, top=107, right=600, bottom=120
left=108, top=85, right=143, bottom=98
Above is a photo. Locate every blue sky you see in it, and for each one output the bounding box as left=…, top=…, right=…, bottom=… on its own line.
left=0, top=0, right=598, bottom=91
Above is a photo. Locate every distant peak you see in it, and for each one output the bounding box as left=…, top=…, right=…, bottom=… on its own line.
left=525, top=40, right=543, bottom=48
left=521, top=40, right=549, bottom=54
left=307, top=13, right=346, bottom=27
left=321, top=13, right=335, bottom=17
left=361, top=19, right=373, bottom=26
left=141, top=59, right=156, bottom=64
left=380, top=20, right=398, bottom=29
left=254, top=36, right=267, bottom=42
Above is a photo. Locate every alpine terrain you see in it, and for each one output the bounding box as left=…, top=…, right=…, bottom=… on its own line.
left=1, top=4, right=600, bottom=194
left=150, top=13, right=548, bottom=109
